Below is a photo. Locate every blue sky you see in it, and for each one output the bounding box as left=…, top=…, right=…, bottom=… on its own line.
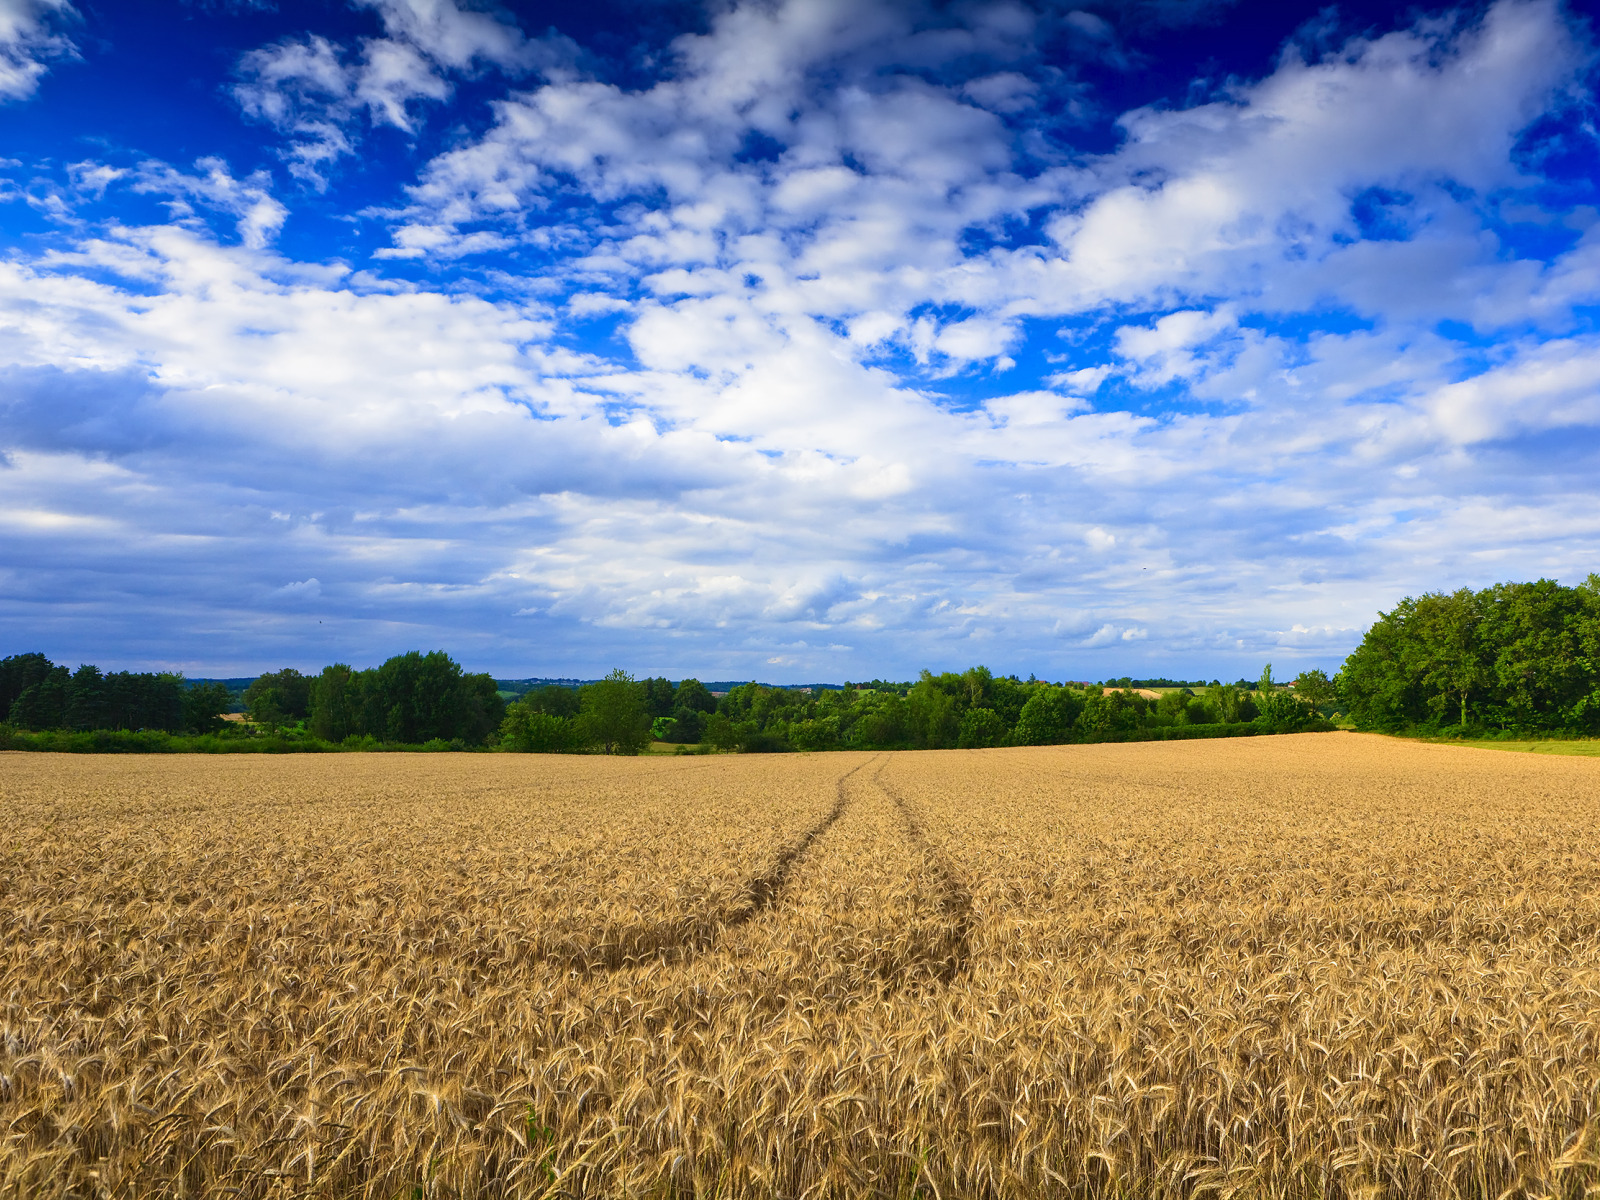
left=2, top=0, right=1599, bottom=681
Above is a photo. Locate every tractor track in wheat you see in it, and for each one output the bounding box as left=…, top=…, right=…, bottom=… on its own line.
left=546, top=755, right=879, bottom=971
left=873, top=758, right=974, bottom=984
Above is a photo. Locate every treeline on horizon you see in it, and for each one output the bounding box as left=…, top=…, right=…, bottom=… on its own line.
left=5, top=573, right=1592, bottom=754
left=0, top=650, right=1334, bottom=754
left=498, top=665, right=1331, bottom=755
left=0, top=651, right=504, bottom=750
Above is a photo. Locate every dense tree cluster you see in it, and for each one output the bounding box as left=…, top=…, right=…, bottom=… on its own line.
left=1338, top=577, right=1600, bottom=734
left=500, top=665, right=1324, bottom=754
left=2, top=650, right=502, bottom=746
left=0, top=653, right=230, bottom=733
left=502, top=671, right=718, bottom=754
left=305, top=653, right=504, bottom=745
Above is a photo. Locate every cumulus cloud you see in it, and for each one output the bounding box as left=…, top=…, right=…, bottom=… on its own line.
left=372, top=0, right=1591, bottom=400
left=2, top=0, right=1599, bottom=677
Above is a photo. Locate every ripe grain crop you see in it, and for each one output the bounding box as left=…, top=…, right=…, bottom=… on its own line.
left=3, top=735, right=1600, bottom=1198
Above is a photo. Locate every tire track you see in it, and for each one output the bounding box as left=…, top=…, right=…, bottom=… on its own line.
left=872, top=758, right=975, bottom=985
left=530, top=755, right=878, bottom=972
left=737, top=755, right=876, bottom=916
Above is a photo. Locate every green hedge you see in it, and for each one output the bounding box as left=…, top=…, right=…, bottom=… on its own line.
left=0, top=726, right=484, bottom=754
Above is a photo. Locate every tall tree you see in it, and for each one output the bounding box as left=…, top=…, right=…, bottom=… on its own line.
left=0, top=653, right=56, bottom=720
left=308, top=665, right=359, bottom=742
left=9, top=665, right=70, bottom=730
left=245, top=669, right=312, bottom=723
left=576, top=669, right=651, bottom=754
left=184, top=681, right=234, bottom=734
left=673, top=678, right=717, bottom=713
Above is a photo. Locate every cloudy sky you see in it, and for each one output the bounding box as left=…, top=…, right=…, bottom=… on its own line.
left=1, top=0, right=1598, bottom=681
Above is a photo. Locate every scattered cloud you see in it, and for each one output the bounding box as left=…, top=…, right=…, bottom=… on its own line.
left=132, top=157, right=288, bottom=248
left=233, top=0, right=574, bottom=185
left=275, top=578, right=322, bottom=600
left=0, top=0, right=75, bottom=101
left=1, top=0, right=1598, bottom=677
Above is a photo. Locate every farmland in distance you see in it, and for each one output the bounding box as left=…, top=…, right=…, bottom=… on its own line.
left=3, top=735, right=1600, bottom=1197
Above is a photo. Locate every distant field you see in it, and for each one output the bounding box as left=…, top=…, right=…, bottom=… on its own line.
left=4, top=735, right=1600, bottom=1197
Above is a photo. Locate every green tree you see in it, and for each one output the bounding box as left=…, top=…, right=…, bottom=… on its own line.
left=501, top=700, right=579, bottom=752
left=244, top=669, right=312, bottom=722
left=789, top=714, right=842, bottom=751
left=1079, top=687, right=1146, bottom=735
left=957, top=706, right=1005, bottom=748
left=1413, top=590, right=1490, bottom=728
left=1202, top=683, right=1256, bottom=724
left=906, top=673, right=959, bottom=748
left=1338, top=600, right=1428, bottom=731
left=670, top=704, right=705, bottom=743
left=673, top=678, right=717, bottom=713
left=520, top=684, right=581, bottom=720
left=1339, top=578, right=1600, bottom=734
left=641, top=677, right=677, bottom=719
left=367, top=651, right=464, bottom=743
left=1479, top=579, right=1592, bottom=730
left=1292, top=668, right=1337, bottom=711
left=455, top=672, right=507, bottom=746
left=251, top=693, right=288, bottom=730
left=183, top=681, right=234, bottom=734
left=987, top=674, right=1031, bottom=731
left=1154, top=688, right=1210, bottom=727
left=9, top=666, right=70, bottom=730
left=849, top=689, right=909, bottom=749
left=576, top=669, right=651, bottom=754
left=0, top=653, right=57, bottom=720
left=702, top=711, right=738, bottom=752
left=1013, top=685, right=1083, bottom=744
left=308, top=664, right=359, bottom=742
left=65, top=665, right=108, bottom=731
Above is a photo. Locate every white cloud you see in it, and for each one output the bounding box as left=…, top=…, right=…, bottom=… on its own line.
left=961, top=71, right=1038, bottom=114
left=67, top=160, right=125, bottom=198
left=132, top=158, right=288, bottom=249
left=233, top=0, right=569, bottom=185
left=3, top=0, right=1600, bottom=678
left=357, top=0, right=533, bottom=72
left=1424, top=338, right=1600, bottom=444
left=986, top=391, right=1088, bottom=427
left=567, top=292, right=631, bottom=318
left=0, top=0, right=74, bottom=101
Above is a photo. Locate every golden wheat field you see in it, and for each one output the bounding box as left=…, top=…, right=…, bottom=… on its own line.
left=4, top=734, right=1600, bottom=1199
